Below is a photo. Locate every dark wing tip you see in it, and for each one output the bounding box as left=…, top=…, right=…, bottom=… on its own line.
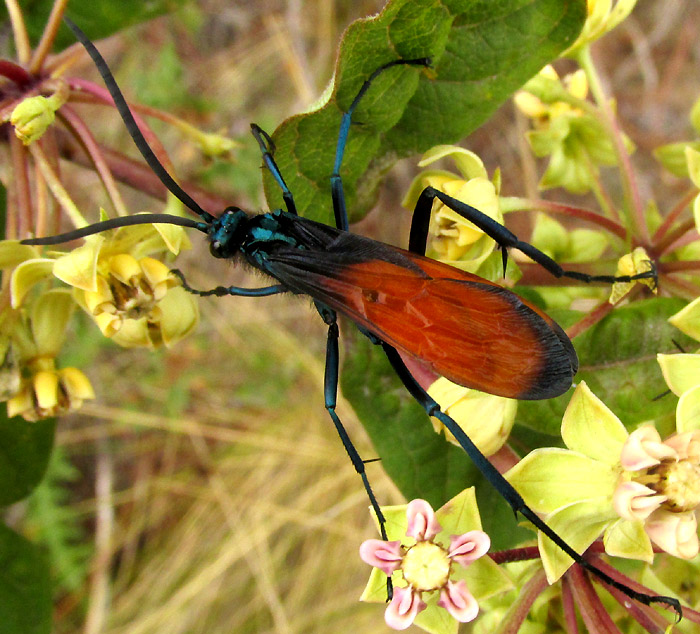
left=517, top=316, right=578, bottom=400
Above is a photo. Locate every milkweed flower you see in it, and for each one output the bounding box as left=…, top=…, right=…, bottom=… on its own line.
left=0, top=282, right=95, bottom=421
left=427, top=377, right=516, bottom=457
left=515, top=66, right=633, bottom=194
left=608, top=246, right=656, bottom=304
left=359, top=489, right=512, bottom=633
left=402, top=146, right=502, bottom=275
left=507, top=380, right=700, bottom=583
left=563, top=0, right=638, bottom=55
left=9, top=215, right=198, bottom=349
left=9, top=87, right=68, bottom=145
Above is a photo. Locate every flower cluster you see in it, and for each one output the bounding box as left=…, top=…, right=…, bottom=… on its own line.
left=507, top=380, right=700, bottom=583
left=0, top=215, right=198, bottom=420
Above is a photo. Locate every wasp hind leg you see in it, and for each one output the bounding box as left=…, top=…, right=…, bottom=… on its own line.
left=407, top=186, right=657, bottom=286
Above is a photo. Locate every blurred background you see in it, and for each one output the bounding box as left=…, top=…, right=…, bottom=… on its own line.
left=15, top=1, right=699, bottom=632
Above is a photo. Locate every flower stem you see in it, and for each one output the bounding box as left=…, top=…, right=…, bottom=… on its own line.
left=58, top=106, right=129, bottom=217
left=29, top=143, right=88, bottom=229
left=5, top=0, right=31, bottom=65
left=577, top=45, right=647, bottom=243
left=503, top=197, right=629, bottom=239
left=29, top=0, right=70, bottom=75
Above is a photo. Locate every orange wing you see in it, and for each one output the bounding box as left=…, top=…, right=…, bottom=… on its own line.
left=266, top=244, right=577, bottom=400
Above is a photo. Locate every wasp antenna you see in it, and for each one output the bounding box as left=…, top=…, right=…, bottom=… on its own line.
left=63, top=17, right=214, bottom=223
left=20, top=214, right=206, bottom=246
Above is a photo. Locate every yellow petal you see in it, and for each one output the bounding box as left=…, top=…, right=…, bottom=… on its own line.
left=6, top=386, right=32, bottom=419
left=33, top=370, right=58, bottom=409
left=53, top=236, right=105, bottom=292
left=108, top=253, right=141, bottom=284
left=10, top=258, right=55, bottom=307
left=83, top=277, right=116, bottom=315
left=94, top=311, right=122, bottom=337
left=59, top=367, right=95, bottom=400
left=139, top=257, right=174, bottom=299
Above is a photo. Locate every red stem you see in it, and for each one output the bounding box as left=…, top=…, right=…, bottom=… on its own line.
left=489, top=546, right=541, bottom=564
left=0, top=59, right=33, bottom=86
left=67, top=77, right=178, bottom=175
left=652, top=187, right=697, bottom=244
left=53, top=128, right=229, bottom=213
left=566, top=299, right=614, bottom=340
left=591, top=560, right=673, bottom=634
left=57, top=105, right=127, bottom=217
left=561, top=576, right=580, bottom=634
left=568, top=565, right=622, bottom=634
left=524, top=199, right=629, bottom=240
left=9, top=134, right=32, bottom=238
left=495, top=568, right=549, bottom=634
left=661, top=273, right=700, bottom=301
left=656, top=218, right=696, bottom=255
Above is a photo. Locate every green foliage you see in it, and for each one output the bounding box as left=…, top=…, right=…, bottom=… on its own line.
left=0, top=408, right=55, bottom=507
left=25, top=448, right=91, bottom=593
left=0, top=524, right=52, bottom=634
left=0, top=0, right=186, bottom=50
left=263, top=0, right=587, bottom=223
left=517, top=298, right=696, bottom=438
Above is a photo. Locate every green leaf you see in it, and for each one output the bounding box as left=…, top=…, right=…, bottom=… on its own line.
left=264, top=0, right=587, bottom=223
left=0, top=406, right=55, bottom=506
left=0, top=524, right=51, bottom=634
left=1, top=1, right=186, bottom=50
left=340, top=327, right=530, bottom=550
left=517, top=298, right=696, bottom=437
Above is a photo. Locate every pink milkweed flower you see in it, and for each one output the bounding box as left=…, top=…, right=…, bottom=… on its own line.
left=359, top=490, right=512, bottom=633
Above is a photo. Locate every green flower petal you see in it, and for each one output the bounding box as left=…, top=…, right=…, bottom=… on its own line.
left=532, top=213, right=568, bottom=259
left=401, top=170, right=456, bottom=209
left=668, top=296, right=700, bottom=342
left=539, top=500, right=615, bottom=582
left=369, top=504, right=410, bottom=542
left=657, top=353, right=700, bottom=396
left=455, top=555, right=513, bottom=603
left=0, top=240, right=39, bottom=269
left=53, top=236, right=104, bottom=292
left=111, top=318, right=153, bottom=348
left=567, top=228, right=609, bottom=263
left=677, top=384, right=700, bottom=433
left=417, top=146, right=487, bottom=181
left=359, top=567, right=394, bottom=603
left=561, top=381, right=628, bottom=464
left=10, top=258, right=55, bottom=307
left=603, top=518, right=653, bottom=562
left=654, top=140, right=700, bottom=178
left=686, top=146, right=700, bottom=189
left=414, top=603, right=459, bottom=634
left=31, top=289, right=75, bottom=356
left=506, top=448, right=617, bottom=513
left=158, top=287, right=199, bottom=347
left=435, top=487, right=483, bottom=535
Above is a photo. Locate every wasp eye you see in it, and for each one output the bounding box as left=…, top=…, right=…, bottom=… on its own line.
left=209, top=241, right=224, bottom=258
